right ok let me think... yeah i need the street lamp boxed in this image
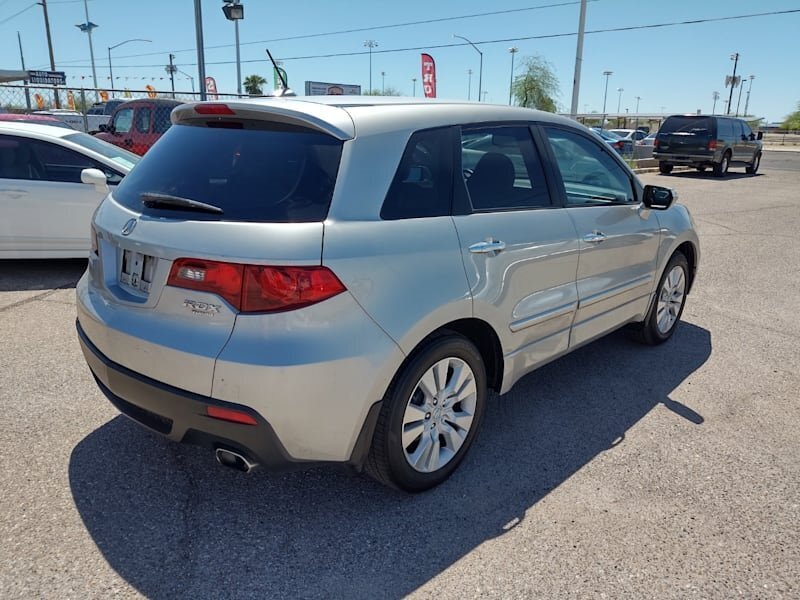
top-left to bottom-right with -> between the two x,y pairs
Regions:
508,47 -> 518,105
616,87 -> 624,114
364,40 -> 378,93
75,0 -> 98,92
412,77 -> 417,97
712,91 -> 720,115
222,0 -> 244,95
467,69 -> 472,100
743,75 -> 755,117
381,71 -> 385,94
635,95 -> 641,131
177,68 -> 195,93
601,70 -> 613,129
107,38 -> 151,93
454,34 -> 483,101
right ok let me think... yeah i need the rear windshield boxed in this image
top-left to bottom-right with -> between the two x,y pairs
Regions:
113,122 -> 343,222
660,116 -> 713,136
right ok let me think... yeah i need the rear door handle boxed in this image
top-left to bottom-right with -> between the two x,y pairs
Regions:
583,232 -> 607,244
469,240 -> 506,254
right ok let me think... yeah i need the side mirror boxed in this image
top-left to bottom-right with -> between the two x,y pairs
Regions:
98,123 -> 107,133
642,184 -> 675,210
81,168 -> 109,194
757,131 -> 764,140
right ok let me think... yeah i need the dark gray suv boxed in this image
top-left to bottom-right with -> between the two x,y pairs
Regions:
654,114 -> 763,177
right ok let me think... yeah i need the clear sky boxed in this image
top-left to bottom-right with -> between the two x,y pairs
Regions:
1,0 -> 798,122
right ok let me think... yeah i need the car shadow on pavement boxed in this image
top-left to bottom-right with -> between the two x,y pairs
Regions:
0,259 -> 86,292
660,171 -> 761,181
69,322 -> 711,599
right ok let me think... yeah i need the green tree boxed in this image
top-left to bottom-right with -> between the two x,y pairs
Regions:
511,55 -> 559,112
781,102 -> 800,130
363,86 -> 402,96
243,74 -> 267,96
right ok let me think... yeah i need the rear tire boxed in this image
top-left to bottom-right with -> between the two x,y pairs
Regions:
658,162 -> 673,174
745,152 -> 761,174
365,333 -> 487,492
713,151 -> 730,177
631,252 -> 689,346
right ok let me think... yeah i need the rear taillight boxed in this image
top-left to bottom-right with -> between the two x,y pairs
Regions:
167,258 -> 345,313
194,103 -> 235,115
708,139 -> 717,151
654,138 -> 660,149
614,141 -> 623,149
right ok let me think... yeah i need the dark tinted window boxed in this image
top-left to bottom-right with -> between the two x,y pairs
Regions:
717,118 -> 734,139
741,121 -> 754,139
0,135 -> 108,183
460,125 -> 551,210
134,107 -> 152,134
543,127 -> 634,206
660,116 -> 713,137
113,122 -> 343,223
0,135 -> 43,180
381,127 -> 453,220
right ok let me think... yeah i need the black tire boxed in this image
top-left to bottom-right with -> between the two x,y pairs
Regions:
365,333 -> 487,492
696,166 -> 707,172
746,152 -> 761,175
713,151 -> 730,177
631,251 -> 689,346
658,162 -> 673,174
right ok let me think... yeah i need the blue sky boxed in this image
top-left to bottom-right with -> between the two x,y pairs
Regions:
1,0 -> 798,122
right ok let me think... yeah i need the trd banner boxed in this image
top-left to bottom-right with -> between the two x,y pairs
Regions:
421,53 -> 436,98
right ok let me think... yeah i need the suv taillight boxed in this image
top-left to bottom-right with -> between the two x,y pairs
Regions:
653,138 -> 659,149
167,258 -> 346,313
708,139 -> 717,151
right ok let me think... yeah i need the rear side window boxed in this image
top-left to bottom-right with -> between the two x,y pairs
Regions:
717,118 -> 734,139
381,127 -> 453,220
113,122 -> 343,223
660,116 -> 713,137
134,107 -> 152,134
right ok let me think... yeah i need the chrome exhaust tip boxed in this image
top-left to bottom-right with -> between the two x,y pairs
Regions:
214,447 -> 257,473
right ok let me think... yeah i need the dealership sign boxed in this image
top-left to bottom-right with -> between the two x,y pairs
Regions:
304,81 -> 362,96
27,70 -> 66,85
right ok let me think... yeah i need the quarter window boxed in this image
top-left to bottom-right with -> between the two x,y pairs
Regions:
543,127 -> 634,206
135,107 -> 152,134
460,125 -> 551,210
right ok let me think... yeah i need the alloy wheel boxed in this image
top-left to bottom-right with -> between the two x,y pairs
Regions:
656,266 -> 686,334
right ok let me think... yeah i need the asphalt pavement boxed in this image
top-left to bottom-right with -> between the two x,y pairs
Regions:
0,152 -> 798,599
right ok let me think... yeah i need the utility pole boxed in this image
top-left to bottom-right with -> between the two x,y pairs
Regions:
38,0 -> 60,108
508,47 -> 518,105
569,0 -> 587,118
743,75 -> 755,117
194,0 -> 207,100
167,54 -> 176,98
726,52 -> 739,115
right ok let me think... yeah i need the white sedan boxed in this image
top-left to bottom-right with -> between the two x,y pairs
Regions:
0,122 -> 139,258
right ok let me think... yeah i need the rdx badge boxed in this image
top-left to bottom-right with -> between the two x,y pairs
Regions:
183,299 -> 222,315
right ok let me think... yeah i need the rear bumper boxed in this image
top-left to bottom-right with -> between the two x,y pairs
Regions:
653,150 -> 718,165
77,319 -> 381,471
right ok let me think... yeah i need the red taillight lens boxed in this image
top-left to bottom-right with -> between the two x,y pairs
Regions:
167,259 -> 345,313
167,258 -> 244,308
654,138 -> 660,149
206,405 -> 258,425
242,265 -> 346,313
708,139 -> 717,150
615,141 -> 623,149
194,103 -> 235,115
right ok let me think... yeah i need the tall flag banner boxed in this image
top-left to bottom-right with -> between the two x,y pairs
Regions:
205,76 -> 219,100
274,66 -> 288,90
421,53 -> 436,98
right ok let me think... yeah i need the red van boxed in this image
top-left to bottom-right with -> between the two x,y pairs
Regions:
95,98 -> 182,155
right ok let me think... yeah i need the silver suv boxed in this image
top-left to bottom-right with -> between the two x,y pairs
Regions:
76,97 -> 699,492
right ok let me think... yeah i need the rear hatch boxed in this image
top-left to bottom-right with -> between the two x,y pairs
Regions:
81,100 -> 352,395
656,115 -> 714,154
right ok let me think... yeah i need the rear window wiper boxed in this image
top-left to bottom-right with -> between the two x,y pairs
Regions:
140,192 -> 224,214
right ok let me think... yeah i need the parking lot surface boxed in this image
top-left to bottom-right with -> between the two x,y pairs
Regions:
1,151 -> 798,599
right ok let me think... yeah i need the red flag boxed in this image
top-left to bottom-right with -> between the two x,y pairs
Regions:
421,53 -> 436,98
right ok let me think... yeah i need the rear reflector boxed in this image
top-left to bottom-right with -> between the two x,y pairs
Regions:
167,258 -> 346,313
194,103 -> 235,115
206,405 -> 258,426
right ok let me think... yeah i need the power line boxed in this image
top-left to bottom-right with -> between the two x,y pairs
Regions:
0,2 -> 37,26
53,8 -> 800,71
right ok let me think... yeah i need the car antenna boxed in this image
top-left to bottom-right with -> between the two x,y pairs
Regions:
266,49 -> 295,97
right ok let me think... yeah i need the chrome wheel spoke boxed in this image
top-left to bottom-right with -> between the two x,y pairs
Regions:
432,360 -> 449,394
402,420 -> 426,449
417,369 -> 438,401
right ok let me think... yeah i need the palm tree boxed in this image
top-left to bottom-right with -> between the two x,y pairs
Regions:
243,74 -> 267,96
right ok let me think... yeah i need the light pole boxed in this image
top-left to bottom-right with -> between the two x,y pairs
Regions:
743,75 -> 755,117
412,77 -> 417,97
75,0 -> 98,92
454,34 -> 483,101
726,52 -> 739,115
616,87 -> 624,114
635,95 -> 641,131
601,70 -> 612,129
467,69 -> 472,100
508,47 -> 518,106
364,40 -> 378,93
177,68 -> 195,93
194,0 -> 207,101
482,90 -> 488,102
381,71 -> 385,94
222,0 -> 244,95
735,73 -> 747,116
107,39 -> 151,93
712,91 -> 720,114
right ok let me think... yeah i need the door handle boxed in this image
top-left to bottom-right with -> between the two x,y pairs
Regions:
469,239 -> 506,254
124,138 -> 133,146
583,231 -> 607,244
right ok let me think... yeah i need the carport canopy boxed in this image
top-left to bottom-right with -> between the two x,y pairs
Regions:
0,70 -> 29,83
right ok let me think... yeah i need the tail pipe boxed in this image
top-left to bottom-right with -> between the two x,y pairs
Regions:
215,447 -> 258,473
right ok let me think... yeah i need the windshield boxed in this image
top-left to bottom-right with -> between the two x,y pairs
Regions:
112,122 -> 343,223
64,132 -> 140,170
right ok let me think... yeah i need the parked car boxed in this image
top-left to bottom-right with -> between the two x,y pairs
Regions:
87,99 -> 126,116
609,128 -> 649,142
634,132 -> 657,159
76,97 -> 699,492
0,113 -> 74,129
637,132 -> 657,147
95,98 -> 183,155
32,109 -> 109,133
0,122 -> 139,258
592,127 -> 634,156
654,114 -> 763,176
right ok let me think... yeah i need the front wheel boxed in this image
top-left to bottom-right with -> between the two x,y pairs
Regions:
365,333 -> 487,492
746,152 -> 761,174
631,252 -> 689,345
659,162 -> 673,174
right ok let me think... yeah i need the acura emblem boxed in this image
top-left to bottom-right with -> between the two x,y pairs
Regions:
121,218 -> 137,236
